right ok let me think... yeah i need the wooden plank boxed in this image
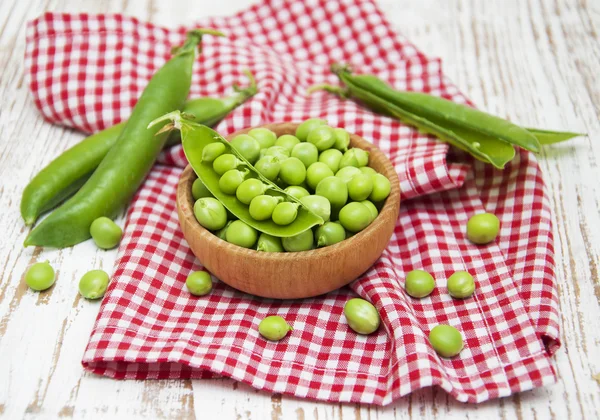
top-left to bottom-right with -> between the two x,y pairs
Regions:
0,0 -> 597,418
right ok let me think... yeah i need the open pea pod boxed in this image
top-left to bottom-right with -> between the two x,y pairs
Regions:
175,117 -> 324,237
331,73 -> 515,168
341,68 -> 541,153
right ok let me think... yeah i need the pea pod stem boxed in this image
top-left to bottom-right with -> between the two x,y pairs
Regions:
306,84 -> 349,98
24,29 -> 220,248
171,28 -> 225,55
21,71 -> 257,225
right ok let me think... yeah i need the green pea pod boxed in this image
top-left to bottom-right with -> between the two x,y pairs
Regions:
24,29 -> 224,248
524,128 -> 585,145
325,72 -> 515,168
339,67 -> 541,153
312,65 -> 582,168
37,172 -> 92,214
21,122 -> 124,226
153,112 -> 324,237
21,71 -> 257,226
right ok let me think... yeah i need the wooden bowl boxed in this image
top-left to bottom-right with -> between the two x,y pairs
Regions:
176,122 -> 400,299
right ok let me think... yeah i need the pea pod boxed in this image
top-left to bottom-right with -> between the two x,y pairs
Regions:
348,72 -> 541,153
21,71 -> 257,226
311,64 -> 583,168
155,112 -> 324,237
24,29 -> 223,248
320,73 -> 515,168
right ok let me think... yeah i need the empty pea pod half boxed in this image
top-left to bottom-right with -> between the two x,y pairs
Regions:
157,112 -> 325,237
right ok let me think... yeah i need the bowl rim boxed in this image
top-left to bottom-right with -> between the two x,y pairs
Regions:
177,121 -> 401,259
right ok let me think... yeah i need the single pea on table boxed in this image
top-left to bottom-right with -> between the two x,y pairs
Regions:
79,269 -> 110,300
24,261 -> 55,291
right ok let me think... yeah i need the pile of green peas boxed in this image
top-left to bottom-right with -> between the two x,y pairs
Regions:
191,118 -> 392,251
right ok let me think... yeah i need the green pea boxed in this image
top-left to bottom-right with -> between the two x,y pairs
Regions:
315,176 -> 348,212
369,173 -> 391,202
338,202 -> 372,233
254,156 -> 281,182
447,271 -> 475,299
359,166 -> 377,177
236,179 -> 269,205
271,202 -> 299,225
343,298 -> 380,335
275,134 -> 301,152
339,151 -> 359,169
318,149 -> 343,173
201,142 -> 226,163
348,173 -> 374,201
284,186 -> 310,200
186,271 -> 213,296
282,229 -> 314,251
225,220 -> 258,248
258,315 -> 292,341
279,157 -> 307,186
249,195 -> 282,221
360,200 -> 378,223
261,146 -> 289,161
231,134 -> 261,164
307,125 -> 336,151
306,162 -> 334,190
90,217 -> 122,249
295,118 -> 326,141
315,222 -> 346,247
333,128 -> 350,152
300,195 -> 331,222
335,166 -> 361,183
466,213 -> 500,244
248,127 -> 277,149
192,178 -> 213,200
339,148 -> 369,169
213,153 -> 243,175
219,169 -> 247,195
405,270 -> 435,298
291,142 -> 319,168
194,197 -> 228,231
429,324 -> 464,358
354,148 -> 369,166
215,220 -> 233,240
256,233 -> 284,252
24,261 -> 55,291
78,269 -> 109,299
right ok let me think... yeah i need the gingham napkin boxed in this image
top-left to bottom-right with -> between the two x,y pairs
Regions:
25,0 -> 560,405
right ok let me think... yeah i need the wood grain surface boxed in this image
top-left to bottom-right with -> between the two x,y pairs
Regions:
0,0 -> 598,418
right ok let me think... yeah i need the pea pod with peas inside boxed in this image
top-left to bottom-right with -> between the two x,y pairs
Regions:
310,64 -> 584,169
23,29 -> 224,248
154,112 -> 324,237
21,70 -> 257,226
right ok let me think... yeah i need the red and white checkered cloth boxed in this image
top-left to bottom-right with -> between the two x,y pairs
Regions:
25,0 -> 560,405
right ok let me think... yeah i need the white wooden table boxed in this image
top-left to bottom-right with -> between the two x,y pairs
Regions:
1,0 -> 598,418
